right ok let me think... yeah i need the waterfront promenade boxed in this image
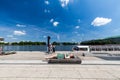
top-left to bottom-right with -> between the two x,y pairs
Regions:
0,51 -> 120,80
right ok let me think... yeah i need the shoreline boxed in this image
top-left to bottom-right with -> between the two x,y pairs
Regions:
0,51 -> 120,61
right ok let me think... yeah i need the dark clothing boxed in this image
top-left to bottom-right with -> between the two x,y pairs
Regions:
52,46 -> 55,53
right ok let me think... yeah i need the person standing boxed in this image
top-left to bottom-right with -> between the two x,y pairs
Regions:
49,44 -> 53,54
52,45 -> 55,53
0,47 -> 2,55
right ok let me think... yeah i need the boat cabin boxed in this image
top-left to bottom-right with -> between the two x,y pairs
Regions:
72,45 -> 90,52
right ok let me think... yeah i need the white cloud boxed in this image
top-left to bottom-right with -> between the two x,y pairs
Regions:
16,24 -> 26,27
60,0 -> 70,7
57,35 -> 60,40
50,19 -> 59,27
77,34 -> 80,36
11,38 -> 17,40
14,30 -> 26,36
74,31 -> 78,34
44,9 -> 50,13
91,17 -> 112,26
50,19 -> 54,23
43,35 -> 47,38
75,26 -> 80,29
78,19 -> 80,23
7,35 -> 17,40
7,35 -> 14,38
44,9 -> 47,13
72,39 -> 76,42
45,1 -> 50,5
53,21 -> 59,27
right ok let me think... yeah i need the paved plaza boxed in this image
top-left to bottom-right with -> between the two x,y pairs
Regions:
0,64 -> 120,80
0,51 -> 120,80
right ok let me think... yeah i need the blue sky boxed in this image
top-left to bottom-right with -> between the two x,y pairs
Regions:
0,0 -> 120,42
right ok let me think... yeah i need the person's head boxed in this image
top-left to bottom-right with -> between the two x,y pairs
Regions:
69,53 -> 74,58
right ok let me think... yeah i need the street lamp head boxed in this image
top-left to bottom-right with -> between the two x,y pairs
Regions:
47,36 -> 51,40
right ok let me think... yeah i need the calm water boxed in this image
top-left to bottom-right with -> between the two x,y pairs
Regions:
3,45 -> 74,51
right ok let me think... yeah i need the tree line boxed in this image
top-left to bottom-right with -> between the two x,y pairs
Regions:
80,38 -> 120,45
0,41 -> 46,45
0,41 -> 77,45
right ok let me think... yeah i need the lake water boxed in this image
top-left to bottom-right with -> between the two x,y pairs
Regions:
2,45 -> 74,51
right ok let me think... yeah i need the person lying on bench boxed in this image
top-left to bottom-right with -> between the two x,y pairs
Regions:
45,53 -> 74,59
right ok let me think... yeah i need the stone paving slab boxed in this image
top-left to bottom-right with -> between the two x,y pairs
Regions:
0,65 -> 120,80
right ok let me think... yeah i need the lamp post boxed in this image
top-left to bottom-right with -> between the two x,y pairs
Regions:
47,36 -> 51,53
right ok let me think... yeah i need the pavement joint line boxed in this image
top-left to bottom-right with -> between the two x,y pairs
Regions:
77,68 -> 83,78
0,77 -> 119,79
106,70 -> 120,79
0,60 -> 120,65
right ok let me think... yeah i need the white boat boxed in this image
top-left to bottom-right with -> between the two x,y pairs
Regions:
72,45 -> 90,52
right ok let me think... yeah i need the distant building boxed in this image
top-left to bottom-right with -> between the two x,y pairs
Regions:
72,45 -> 120,52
